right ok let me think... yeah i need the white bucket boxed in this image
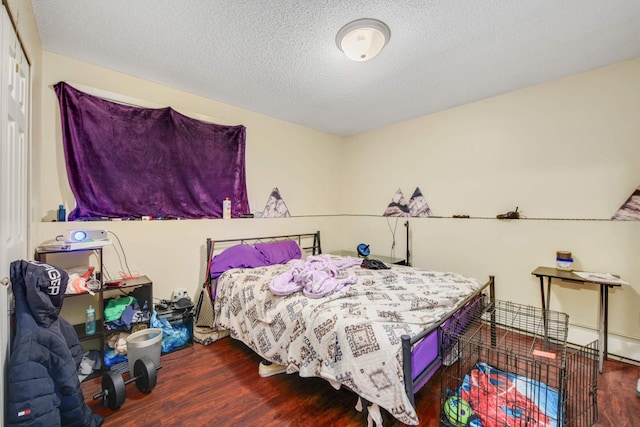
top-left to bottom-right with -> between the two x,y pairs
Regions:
126,328 -> 162,373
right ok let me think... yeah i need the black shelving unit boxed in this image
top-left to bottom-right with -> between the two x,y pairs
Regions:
35,246 -> 153,378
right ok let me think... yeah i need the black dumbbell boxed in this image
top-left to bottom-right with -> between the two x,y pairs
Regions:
93,356 -> 162,410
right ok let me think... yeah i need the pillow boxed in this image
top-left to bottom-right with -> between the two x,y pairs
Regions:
254,240 -> 302,265
209,244 -> 269,279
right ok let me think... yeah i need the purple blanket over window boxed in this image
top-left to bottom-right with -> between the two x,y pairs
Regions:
55,82 -> 249,220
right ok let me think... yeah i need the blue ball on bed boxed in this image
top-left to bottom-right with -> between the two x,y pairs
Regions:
444,396 -> 474,426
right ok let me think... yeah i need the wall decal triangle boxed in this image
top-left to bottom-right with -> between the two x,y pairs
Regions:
408,187 -> 432,217
263,187 -> 291,218
383,189 -> 410,217
611,185 -> 640,220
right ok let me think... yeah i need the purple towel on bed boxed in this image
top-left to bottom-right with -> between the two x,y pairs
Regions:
269,255 -> 361,298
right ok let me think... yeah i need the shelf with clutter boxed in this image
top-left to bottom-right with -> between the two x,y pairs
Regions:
35,244 -> 153,380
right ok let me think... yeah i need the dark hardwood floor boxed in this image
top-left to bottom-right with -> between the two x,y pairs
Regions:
81,338 -> 640,426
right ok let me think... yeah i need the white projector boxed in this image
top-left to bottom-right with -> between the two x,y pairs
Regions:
63,229 -> 108,243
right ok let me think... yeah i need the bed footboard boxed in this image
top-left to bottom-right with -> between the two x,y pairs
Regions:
401,275 -> 495,412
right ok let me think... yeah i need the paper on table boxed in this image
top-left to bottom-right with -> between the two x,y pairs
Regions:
573,271 -> 628,285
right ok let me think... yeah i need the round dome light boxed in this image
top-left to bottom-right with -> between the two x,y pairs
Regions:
336,18 -> 391,62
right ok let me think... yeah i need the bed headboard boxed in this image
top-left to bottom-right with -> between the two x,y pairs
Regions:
206,231 -> 322,273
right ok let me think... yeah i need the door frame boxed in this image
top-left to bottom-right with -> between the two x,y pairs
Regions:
1,4 -> 30,424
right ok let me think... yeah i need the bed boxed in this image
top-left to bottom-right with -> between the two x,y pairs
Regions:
206,231 -> 495,425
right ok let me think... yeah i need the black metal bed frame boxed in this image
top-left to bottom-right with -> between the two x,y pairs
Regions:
204,230 -> 495,424
205,231 -> 321,286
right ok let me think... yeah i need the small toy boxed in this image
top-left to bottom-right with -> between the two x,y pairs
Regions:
444,396 -> 475,426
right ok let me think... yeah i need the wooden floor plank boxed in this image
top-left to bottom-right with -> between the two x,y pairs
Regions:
81,337 -> 640,426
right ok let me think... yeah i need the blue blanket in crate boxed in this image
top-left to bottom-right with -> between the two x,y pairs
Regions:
450,362 -> 559,427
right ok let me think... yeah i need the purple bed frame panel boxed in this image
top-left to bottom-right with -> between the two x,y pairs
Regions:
411,330 -> 440,391
404,279 -> 494,409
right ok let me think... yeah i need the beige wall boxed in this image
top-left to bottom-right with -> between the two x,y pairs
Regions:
37,216 -> 346,325
33,51 -> 346,310
342,58 -> 640,359
21,17 -> 640,359
4,0 -> 41,60
36,51 -> 345,220
343,58 -> 640,218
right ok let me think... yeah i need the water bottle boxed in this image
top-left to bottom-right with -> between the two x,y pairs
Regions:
85,305 -> 96,335
223,197 -> 232,219
57,204 -> 66,222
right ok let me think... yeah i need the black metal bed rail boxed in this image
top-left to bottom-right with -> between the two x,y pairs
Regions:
206,231 -> 321,259
205,231 -> 322,285
401,275 -> 495,412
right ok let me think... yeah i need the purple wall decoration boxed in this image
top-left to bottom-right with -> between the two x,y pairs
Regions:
611,185 -> 640,220
383,189 -> 410,217
262,187 -> 291,218
384,188 -> 433,217
408,187 -> 432,217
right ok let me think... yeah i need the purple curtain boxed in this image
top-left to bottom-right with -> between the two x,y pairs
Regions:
55,82 -> 249,220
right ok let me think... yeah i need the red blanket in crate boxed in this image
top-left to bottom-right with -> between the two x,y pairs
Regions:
460,363 -> 559,427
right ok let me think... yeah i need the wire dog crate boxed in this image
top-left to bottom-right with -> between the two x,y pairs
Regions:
440,299 -> 598,427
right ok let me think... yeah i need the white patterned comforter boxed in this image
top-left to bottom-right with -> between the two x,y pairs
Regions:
214,257 -> 483,425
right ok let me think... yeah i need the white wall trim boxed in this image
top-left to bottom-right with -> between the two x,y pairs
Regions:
568,324 -> 640,363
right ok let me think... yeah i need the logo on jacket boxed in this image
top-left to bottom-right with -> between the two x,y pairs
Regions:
43,264 -> 62,295
17,408 -> 32,417
28,260 -> 63,295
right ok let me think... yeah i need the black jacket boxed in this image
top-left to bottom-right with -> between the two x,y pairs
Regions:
7,260 -> 104,426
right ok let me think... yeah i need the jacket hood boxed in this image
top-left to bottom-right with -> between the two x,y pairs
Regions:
11,260 -> 69,328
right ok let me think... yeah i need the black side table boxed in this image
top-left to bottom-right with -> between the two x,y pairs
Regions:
531,266 -> 625,373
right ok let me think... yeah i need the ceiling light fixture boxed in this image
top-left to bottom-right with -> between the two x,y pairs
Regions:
336,18 -> 391,62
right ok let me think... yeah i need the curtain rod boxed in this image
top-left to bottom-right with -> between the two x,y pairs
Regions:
61,81 -> 229,125
64,81 -> 166,109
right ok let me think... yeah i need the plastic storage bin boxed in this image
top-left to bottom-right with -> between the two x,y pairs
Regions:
126,328 -> 162,373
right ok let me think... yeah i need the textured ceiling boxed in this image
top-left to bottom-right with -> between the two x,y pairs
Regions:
32,0 -> 640,136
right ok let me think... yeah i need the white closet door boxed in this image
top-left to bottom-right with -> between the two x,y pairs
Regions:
0,5 -> 30,425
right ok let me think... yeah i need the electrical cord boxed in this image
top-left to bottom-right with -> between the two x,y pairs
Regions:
86,277 -> 101,292
107,230 -> 138,279
107,230 -> 129,275
101,259 -> 113,283
105,242 -> 126,279
117,271 -> 140,280
386,216 -> 399,260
